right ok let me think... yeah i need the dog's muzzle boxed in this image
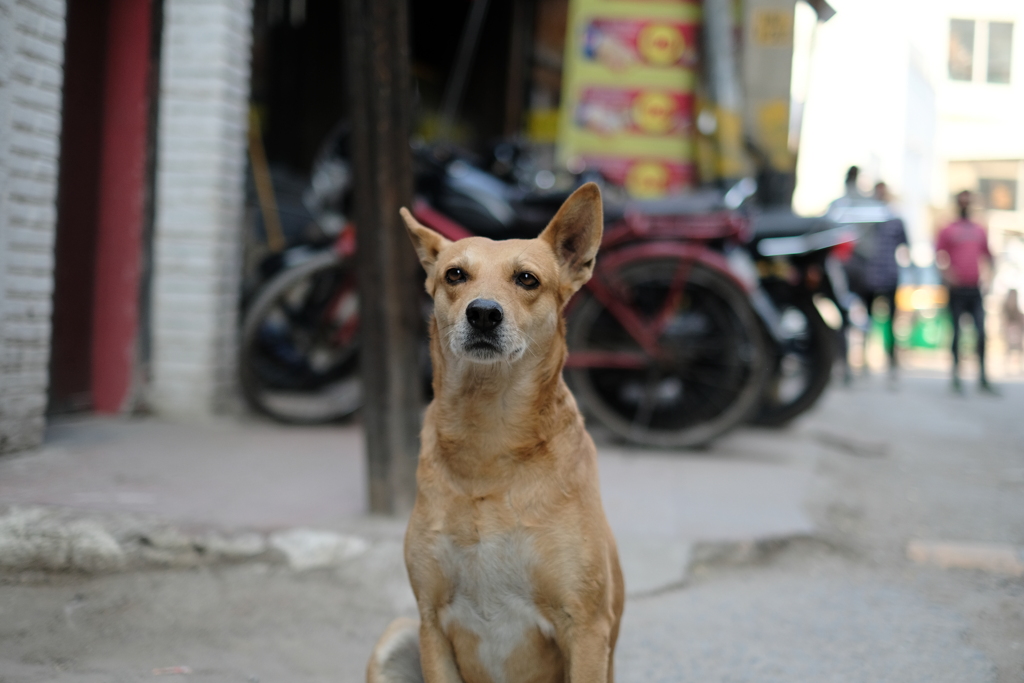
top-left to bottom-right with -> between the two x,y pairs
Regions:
459,298 -> 511,360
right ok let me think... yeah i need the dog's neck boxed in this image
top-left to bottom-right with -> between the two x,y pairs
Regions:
426,318 -> 582,479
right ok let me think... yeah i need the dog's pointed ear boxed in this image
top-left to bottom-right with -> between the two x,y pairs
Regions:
539,182 -> 603,297
401,207 -> 452,281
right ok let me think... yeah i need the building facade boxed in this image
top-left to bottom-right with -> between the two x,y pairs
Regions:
150,0 -> 253,416
0,0 -> 254,453
934,0 -> 1024,298
0,0 -> 67,451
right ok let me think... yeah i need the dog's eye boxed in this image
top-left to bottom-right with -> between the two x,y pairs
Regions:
445,268 -> 466,284
515,272 -> 540,289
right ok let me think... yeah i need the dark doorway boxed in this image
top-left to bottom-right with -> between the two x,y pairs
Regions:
248,0 -> 521,175
48,0 -> 110,413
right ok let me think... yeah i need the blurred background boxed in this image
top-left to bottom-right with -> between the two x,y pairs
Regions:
0,0 -> 1022,680
0,0 -> 1021,449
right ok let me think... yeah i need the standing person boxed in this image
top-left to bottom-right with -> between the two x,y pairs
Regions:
841,165 -> 861,199
829,171 -> 905,382
935,190 -> 996,394
829,166 -> 865,384
1003,289 -> 1023,374
858,182 -> 908,381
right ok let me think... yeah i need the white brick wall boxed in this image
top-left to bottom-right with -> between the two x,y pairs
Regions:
0,0 -> 67,453
150,0 -> 253,417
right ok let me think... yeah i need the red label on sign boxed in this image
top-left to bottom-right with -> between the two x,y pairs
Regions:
576,87 -> 694,136
583,18 -> 699,70
583,156 -> 696,197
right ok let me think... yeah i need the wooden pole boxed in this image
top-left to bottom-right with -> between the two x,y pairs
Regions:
247,110 -> 286,253
344,0 -> 422,515
503,0 -> 533,138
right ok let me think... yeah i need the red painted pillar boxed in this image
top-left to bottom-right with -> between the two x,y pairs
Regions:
90,0 -> 154,412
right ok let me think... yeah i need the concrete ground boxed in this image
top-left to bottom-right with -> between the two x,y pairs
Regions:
0,368 -> 1021,682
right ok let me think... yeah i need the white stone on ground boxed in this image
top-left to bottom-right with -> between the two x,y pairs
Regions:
269,529 -> 370,570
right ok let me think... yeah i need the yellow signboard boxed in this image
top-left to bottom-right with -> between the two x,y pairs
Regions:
557,0 -> 701,197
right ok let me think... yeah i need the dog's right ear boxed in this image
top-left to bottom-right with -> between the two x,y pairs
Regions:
401,208 -> 452,284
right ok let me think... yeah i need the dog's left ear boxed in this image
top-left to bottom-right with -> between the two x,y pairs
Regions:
540,182 -> 604,297
401,208 -> 452,286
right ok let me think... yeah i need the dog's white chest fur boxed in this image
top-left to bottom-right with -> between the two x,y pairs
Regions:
435,531 -> 554,683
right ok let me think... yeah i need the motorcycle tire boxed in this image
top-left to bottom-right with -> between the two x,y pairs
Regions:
239,250 -> 362,424
750,291 -> 836,427
565,258 -> 770,448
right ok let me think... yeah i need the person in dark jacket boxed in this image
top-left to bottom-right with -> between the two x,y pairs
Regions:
858,182 -> 908,377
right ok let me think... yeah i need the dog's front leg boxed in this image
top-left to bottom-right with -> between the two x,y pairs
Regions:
563,624 -> 613,683
418,615 -> 464,683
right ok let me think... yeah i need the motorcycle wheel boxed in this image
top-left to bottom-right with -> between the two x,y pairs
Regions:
566,259 -> 770,448
750,291 -> 836,427
239,251 -> 362,424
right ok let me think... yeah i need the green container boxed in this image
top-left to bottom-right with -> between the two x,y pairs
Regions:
910,312 -> 952,350
874,310 -> 953,350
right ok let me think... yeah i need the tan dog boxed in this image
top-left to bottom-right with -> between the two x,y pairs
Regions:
367,183 -> 624,683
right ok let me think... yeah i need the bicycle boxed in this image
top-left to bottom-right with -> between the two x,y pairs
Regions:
240,170 -> 770,448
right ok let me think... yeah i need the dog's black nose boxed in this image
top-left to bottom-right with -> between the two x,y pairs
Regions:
466,299 -> 503,332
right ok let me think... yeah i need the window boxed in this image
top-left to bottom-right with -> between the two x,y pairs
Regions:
949,19 -> 975,81
988,22 -> 1014,83
979,178 -> 1018,211
949,19 -> 1015,84
948,161 -> 1022,213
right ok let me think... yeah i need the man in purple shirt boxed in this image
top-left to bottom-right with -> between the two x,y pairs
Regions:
935,191 -> 996,393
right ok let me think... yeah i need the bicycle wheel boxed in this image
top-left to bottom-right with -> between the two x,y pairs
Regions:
751,290 -> 836,427
239,251 -> 362,423
566,258 -> 769,448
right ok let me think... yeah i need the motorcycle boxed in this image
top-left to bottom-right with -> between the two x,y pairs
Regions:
240,135 -> 772,447
239,130 -> 852,444
745,207 -> 854,426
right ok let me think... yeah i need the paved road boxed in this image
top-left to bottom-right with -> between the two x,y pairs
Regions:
0,374 -> 1021,682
